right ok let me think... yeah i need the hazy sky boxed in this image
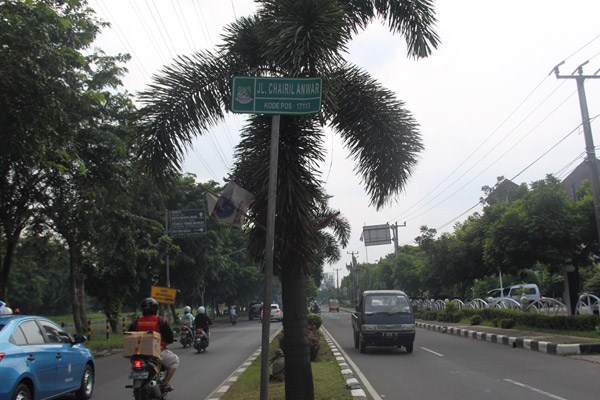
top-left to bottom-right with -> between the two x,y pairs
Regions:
90,0 -> 600,282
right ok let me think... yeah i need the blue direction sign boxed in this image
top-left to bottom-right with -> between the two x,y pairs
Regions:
232,76 -> 322,115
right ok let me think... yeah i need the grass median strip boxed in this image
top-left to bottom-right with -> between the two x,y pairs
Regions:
221,330 -> 353,400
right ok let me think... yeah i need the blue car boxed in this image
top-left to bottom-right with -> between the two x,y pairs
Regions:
0,315 -> 95,400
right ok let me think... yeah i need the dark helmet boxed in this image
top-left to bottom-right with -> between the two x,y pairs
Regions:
141,298 -> 159,316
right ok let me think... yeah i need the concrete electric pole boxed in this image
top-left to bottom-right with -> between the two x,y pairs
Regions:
347,251 -> 359,304
333,267 -> 341,298
553,61 -> 600,315
390,222 -> 406,255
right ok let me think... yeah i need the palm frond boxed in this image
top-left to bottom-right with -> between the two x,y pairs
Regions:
326,64 -> 423,209
230,115 -> 325,273
341,0 -> 440,58
259,0 -> 350,75
136,51 -> 232,183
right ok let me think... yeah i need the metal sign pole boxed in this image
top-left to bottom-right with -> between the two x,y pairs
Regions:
260,114 -> 280,400
165,209 -> 170,288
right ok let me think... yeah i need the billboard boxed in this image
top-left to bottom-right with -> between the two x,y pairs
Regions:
362,224 -> 391,246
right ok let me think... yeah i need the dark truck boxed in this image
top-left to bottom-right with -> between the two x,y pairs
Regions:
351,290 -> 416,353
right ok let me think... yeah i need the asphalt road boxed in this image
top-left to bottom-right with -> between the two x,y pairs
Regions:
322,310 -> 600,400
59,318 -> 280,400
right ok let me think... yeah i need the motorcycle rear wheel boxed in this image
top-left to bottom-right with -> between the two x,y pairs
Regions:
133,387 -> 145,400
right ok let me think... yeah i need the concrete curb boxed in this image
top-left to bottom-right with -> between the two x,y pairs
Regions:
417,321 -> 600,355
322,329 -> 369,400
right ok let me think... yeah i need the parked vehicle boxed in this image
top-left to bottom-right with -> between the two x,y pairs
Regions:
507,284 -> 541,302
193,328 -> 209,353
179,325 -> 194,348
329,299 -> 340,312
261,304 -> 283,322
485,288 -> 507,306
0,314 -> 95,400
126,354 -> 169,399
351,290 -> 415,354
248,303 -> 262,320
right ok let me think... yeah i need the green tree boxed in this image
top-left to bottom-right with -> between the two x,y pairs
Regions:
0,0 -> 106,304
483,176 -> 580,275
136,1 -> 438,397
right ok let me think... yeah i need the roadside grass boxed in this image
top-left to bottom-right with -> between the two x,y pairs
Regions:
39,311 -> 254,354
458,318 -> 600,341
221,330 -> 353,400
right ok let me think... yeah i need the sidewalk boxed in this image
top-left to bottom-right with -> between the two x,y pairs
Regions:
417,320 -> 600,361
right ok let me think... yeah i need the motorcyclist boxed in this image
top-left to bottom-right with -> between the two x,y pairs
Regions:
129,298 -> 179,391
181,306 -> 195,328
310,301 -> 320,314
194,306 -> 213,344
229,305 -> 237,317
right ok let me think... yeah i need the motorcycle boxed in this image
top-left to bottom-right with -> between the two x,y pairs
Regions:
126,355 -> 169,399
193,327 -> 210,353
230,313 -> 237,325
180,325 -> 194,348
310,303 -> 321,314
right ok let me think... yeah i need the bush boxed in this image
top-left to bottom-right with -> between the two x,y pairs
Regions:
470,315 -> 482,325
414,306 -> 600,332
500,319 -> 515,329
278,325 -> 322,361
308,325 -> 321,361
307,313 -> 322,330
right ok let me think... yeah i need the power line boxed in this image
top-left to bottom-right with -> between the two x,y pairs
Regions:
390,33 -> 600,227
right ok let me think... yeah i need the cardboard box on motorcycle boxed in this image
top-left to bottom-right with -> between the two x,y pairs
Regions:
123,331 -> 162,359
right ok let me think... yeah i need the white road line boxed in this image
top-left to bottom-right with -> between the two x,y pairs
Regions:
504,379 -> 567,400
321,326 -> 383,400
420,347 -> 444,357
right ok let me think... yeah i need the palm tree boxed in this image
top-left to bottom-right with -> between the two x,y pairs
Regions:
137,1 -> 438,398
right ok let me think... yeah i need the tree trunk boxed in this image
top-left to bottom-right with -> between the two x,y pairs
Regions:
0,229 -> 20,304
68,241 -> 87,334
281,264 -> 314,400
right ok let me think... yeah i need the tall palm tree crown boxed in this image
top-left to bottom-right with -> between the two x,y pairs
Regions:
137,1 -> 439,398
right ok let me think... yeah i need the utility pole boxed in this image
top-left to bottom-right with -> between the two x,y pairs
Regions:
390,222 -> 406,255
554,61 -> 600,315
333,267 -> 341,299
347,251 -> 359,305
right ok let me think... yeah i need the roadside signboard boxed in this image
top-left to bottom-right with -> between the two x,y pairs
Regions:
151,286 -> 177,304
231,76 -> 322,115
170,209 -> 206,238
362,224 -> 391,246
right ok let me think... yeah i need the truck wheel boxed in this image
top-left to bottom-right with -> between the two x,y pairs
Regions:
359,336 -> 366,353
405,343 -> 413,354
353,331 -> 359,349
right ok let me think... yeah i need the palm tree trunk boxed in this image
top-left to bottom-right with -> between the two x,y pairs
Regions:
281,264 -> 314,400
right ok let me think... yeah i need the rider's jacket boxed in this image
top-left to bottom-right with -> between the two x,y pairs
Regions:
130,315 -> 173,349
194,313 -> 213,332
181,312 -> 194,327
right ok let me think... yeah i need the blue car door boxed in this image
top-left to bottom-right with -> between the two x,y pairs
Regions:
16,320 -> 60,398
38,320 -> 85,394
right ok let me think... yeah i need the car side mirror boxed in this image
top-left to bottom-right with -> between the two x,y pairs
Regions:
73,334 -> 87,344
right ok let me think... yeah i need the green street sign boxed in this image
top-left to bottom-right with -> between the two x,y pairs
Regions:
231,76 -> 322,115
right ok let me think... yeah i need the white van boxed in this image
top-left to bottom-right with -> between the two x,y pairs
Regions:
507,284 -> 541,302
